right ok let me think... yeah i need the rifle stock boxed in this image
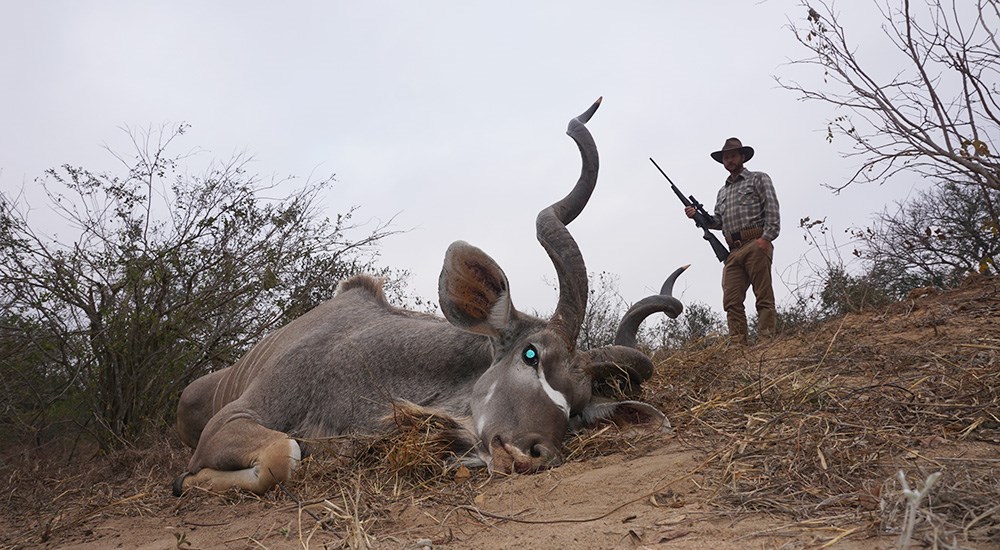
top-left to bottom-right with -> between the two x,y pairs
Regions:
649,158 -> 730,263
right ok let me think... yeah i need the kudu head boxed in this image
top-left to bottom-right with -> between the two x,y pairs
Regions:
432,98 -> 685,474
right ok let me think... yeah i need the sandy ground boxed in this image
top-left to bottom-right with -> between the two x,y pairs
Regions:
34,443 -> 899,550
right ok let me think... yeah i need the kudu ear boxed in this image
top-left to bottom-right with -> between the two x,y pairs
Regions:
439,241 -> 513,337
569,399 -> 671,433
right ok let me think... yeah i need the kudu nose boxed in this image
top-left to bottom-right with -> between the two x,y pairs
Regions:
489,434 -> 560,474
528,440 -> 555,461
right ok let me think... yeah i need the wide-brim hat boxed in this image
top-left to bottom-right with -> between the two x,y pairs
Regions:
711,137 -> 754,163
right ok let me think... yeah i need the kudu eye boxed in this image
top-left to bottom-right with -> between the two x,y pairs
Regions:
521,344 -> 539,367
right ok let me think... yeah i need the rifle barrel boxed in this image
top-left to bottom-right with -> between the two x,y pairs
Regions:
648,157 -> 676,186
651,156 -> 730,262
650,158 -> 691,206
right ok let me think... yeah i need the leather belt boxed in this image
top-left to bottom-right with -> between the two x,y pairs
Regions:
726,226 -> 764,250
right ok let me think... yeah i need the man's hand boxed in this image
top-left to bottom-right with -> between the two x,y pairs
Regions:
684,206 -> 695,218
755,237 -> 773,254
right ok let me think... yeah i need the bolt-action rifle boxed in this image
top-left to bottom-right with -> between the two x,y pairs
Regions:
650,157 -> 730,263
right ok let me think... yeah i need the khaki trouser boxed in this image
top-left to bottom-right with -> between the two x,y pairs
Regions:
722,240 -> 776,344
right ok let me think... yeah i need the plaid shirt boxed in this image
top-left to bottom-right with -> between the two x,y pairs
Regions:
707,168 -> 780,242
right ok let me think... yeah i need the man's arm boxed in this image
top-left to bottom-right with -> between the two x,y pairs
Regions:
707,204 -> 723,230
684,205 -> 723,230
757,173 -> 780,242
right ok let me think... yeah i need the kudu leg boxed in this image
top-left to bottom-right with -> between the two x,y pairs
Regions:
174,368 -> 229,449
173,417 -> 301,496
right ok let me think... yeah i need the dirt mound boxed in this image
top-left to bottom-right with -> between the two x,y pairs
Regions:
2,276 -> 998,549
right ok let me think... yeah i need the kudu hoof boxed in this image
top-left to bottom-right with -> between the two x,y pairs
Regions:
172,472 -> 190,496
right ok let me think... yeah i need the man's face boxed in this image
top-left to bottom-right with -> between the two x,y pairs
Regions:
722,150 -> 744,174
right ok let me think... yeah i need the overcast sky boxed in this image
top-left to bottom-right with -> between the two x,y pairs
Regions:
1,1 -> 919,320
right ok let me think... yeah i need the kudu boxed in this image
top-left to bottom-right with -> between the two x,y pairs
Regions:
172,98 -> 685,495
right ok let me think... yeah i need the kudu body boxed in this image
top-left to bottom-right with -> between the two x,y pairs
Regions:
173,98 -> 685,495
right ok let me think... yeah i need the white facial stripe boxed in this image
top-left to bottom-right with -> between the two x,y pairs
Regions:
483,381 -> 498,405
476,381 -> 499,436
538,368 -> 570,418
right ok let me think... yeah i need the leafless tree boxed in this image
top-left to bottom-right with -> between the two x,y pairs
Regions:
779,0 -> 1000,193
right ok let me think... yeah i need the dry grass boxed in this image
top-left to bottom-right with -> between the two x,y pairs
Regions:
643,276 -> 1000,547
0,413 -> 488,548
1,276 -> 998,548
0,431 -> 190,547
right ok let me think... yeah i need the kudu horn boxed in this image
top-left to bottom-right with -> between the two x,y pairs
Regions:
586,264 -> 689,397
537,97 -> 602,349
613,264 -> 689,348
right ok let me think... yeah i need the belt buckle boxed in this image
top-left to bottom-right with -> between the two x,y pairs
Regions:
732,239 -> 743,249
